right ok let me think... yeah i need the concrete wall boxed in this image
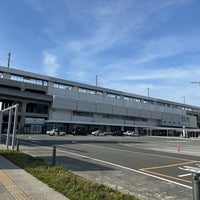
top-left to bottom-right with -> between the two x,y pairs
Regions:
51,94 -> 196,128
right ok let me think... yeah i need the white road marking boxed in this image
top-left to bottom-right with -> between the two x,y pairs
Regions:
178,173 -> 192,178
178,166 -> 200,173
72,141 -> 193,162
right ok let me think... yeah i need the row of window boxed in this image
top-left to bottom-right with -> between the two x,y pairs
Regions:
163,121 -> 181,125
73,111 -> 147,122
4,72 -> 200,114
78,87 -> 103,95
54,83 -> 122,99
11,75 -> 48,86
53,83 -> 73,90
124,96 -> 141,102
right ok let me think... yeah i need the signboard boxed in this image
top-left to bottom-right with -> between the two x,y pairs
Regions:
25,118 -> 45,124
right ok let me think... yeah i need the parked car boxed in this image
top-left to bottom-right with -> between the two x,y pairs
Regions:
92,130 -> 106,136
48,129 -> 66,136
123,130 -> 139,137
58,131 -> 66,136
47,129 -> 58,135
132,132 -> 140,137
91,130 -> 100,135
72,128 -> 87,136
123,130 -> 134,136
104,131 -> 113,136
112,130 -> 123,136
46,130 -> 52,135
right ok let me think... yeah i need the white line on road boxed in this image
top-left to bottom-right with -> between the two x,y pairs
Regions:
178,173 -> 192,178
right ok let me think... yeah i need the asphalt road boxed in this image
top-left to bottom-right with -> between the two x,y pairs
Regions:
6,134 -> 200,200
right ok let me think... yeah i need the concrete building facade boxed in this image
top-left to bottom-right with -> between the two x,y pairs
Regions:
0,65 -> 200,135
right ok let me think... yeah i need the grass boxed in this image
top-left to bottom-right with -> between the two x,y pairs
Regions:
0,150 -> 139,200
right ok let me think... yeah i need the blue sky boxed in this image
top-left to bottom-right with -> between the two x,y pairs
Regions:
1,0 -> 200,106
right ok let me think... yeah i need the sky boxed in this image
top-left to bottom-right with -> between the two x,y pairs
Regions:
1,0 -> 200,106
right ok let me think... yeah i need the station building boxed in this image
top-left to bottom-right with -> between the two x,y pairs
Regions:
0,65 -> 200,135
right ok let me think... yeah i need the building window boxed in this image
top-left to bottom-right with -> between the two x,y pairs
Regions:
124,96 -> 141,103
96,91 -> 103,96
73,111 -> 93,117
53,83 -> 72,90
107,93 -> 120,99
0,72 -> 4,78
26,103 -> 48,114
143,100 -> 154,104
79,88 -> 95,94
78,87 -> 103,95
10,75 -> 48,86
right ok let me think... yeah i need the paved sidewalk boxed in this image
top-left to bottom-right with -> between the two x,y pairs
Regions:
0,145 -> 69,200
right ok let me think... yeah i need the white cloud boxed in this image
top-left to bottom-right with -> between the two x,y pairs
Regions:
23,0 -> 200,106
42,52 -> 60,77
141,34 -> 200,62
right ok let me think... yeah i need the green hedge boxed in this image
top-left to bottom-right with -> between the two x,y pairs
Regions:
0,150 -> 138,200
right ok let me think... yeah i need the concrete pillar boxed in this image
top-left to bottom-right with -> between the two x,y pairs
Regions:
0,112 -> 2,143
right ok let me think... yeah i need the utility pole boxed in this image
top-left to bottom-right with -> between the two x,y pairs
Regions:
7,51 -> 11,68
183,96 -> 185,104
96,75 -> 98,87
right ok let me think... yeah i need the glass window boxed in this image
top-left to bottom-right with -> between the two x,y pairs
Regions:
96,91 -> 103,96
53,83 -> 72,90
107,93 -> 120,99
10,74 -> 47,86
124,96 -> 141,102
0,72 -> 3,78
79,88 -> 96,94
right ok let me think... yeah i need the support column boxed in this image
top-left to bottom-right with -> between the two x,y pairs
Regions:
19,101 -> 27,133
11,104 -> 18,150
0,112 -> 2,143
6,109 -> 12,149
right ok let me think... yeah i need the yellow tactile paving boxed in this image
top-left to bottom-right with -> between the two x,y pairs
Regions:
0,170 -> 30,200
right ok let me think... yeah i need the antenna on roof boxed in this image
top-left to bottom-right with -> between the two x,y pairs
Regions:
7,51 -> 11,68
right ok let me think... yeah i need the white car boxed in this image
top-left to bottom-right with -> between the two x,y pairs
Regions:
48,129 -> 66,136
123,130 -> 139,136
132,132 -> 140,137
92,130 -> 106,136
91,130 -> 100,135
123,130 -> 133,136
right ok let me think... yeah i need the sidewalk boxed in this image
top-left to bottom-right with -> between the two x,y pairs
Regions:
0,145 -> 69,200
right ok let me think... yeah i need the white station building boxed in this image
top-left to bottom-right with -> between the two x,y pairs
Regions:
0,65 -> 200,136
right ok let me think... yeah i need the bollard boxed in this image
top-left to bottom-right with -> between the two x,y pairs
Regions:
177,143 -> 180,152
193,173 -> 200,200
52,146 -> 56,166
16,139 -> 19,152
